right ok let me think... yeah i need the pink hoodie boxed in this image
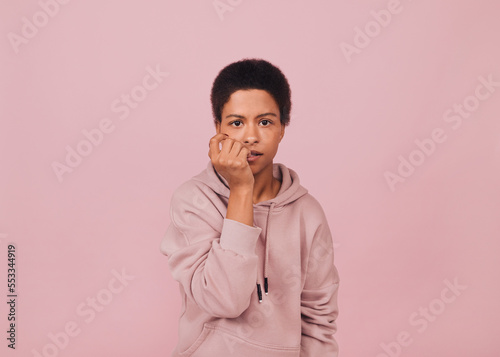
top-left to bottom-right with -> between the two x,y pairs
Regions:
160,160 -> 340,356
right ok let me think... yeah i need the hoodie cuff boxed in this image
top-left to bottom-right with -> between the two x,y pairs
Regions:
219,218 -> 262,256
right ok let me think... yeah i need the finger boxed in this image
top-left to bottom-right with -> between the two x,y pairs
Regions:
227,140 -> 244,159
209,133 -> 229,157
236,140 -> 251,159
223,138 -> 248,161
237,145 -> 250,162
240,144 -> 250,158
219,137 -> 235,159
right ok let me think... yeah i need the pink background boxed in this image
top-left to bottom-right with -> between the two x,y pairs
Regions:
1,1 -> 499,356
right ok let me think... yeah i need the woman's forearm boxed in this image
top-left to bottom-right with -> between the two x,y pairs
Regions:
226,185 -> 254,227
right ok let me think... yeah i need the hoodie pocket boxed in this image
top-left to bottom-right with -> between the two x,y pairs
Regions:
183,323 -> 300,357
179,323 -> 211,356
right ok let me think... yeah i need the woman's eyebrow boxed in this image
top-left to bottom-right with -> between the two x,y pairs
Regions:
225,112 -> 278,120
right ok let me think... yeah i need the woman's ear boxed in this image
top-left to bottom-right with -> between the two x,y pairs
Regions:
216,122 -> 220,134
279,124 -> 285,142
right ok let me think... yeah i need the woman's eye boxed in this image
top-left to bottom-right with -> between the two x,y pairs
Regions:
230,120 -> 271,127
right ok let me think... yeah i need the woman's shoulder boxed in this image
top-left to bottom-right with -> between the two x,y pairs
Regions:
170,177 -> 216,209
295,191 -> 329,223
297,190 -> 326,211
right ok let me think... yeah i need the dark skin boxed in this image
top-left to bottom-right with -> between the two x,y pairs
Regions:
208,89 -> 285,226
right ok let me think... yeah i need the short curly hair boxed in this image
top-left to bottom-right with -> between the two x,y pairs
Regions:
210,58 -> 292,127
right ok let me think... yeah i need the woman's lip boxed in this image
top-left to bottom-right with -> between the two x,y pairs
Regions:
247,154 -> 262,162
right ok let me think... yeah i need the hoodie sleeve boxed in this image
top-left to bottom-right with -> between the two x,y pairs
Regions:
300,210 -> 340,357
160,185 -> 262,319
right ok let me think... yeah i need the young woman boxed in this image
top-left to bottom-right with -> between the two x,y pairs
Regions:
160,58 -> 340,356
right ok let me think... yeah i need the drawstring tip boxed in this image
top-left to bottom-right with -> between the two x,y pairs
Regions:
257,283 -> 263,303
264,277 -> 269,295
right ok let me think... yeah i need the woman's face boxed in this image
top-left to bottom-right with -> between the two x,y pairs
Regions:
216,89 -> 285,176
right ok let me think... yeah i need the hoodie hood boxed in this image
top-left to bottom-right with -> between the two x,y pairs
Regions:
193,160 -> 308,207
192,160 -> 309,302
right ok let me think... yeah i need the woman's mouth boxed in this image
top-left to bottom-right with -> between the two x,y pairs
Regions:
247,150 -> 263,162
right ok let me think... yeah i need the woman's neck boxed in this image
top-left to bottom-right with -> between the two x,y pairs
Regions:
252,165 -> 281,204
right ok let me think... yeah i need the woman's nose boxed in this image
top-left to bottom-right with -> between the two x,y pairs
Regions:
243,124 -> 259,144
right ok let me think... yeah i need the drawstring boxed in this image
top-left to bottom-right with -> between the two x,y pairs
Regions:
256,202 -> 275,303
264,202 -> 274,295
256,282 -> 263,302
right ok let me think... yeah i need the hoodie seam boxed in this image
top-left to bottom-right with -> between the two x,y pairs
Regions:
169,203 -> 190,247
206,324 -> 301,351
302,281 -> 340,292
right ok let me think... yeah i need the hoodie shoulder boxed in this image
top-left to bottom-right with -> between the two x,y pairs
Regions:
297,192 -> 330,224
169,162 -> 214,202
170,176 -> 218,213
167,176 -> 228,242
